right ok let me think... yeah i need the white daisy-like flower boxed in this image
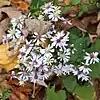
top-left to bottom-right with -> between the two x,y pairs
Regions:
62,64 -> 73,75
43,53 -> 55,65
11,16 -> 25,30
38,14 -> 44,20
11,18 -> 18,29
32,32 -> 46,45
29,54 -> 42,68
46,25 -> 56,38
79,66 -> 92,74
18,46 -> 28,59
51,31 -> 69,48
77,73 -> 89,81
72,69 -> 78,76
8,28 -> 22,39
84,52 -> 99,65
42,71 -> 52,81
28,71 -> 36,82
48,6 -> 61,21
42,2 -> 54,15
53,64 -> 64,76
58,48 -> 70,63
17,71 -> 29,82
40,44 -> 54,54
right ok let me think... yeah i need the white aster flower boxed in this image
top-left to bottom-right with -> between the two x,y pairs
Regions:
17,71 -> 29,82
8,28 -> 22,39
53,64 -> 64,76
84,52 -> 99,65
11,18 -> 18,29
41,72 -> 51,80
58,48 -> 70,63
78,73 -> 89,81
79,66 -> 92,74
32,32 -> 46,45
38,14 -> 44,20
51,31 -> 69,48
46,25 -> 56,38
48,6 -> 61,21
43,53 -> 55,65
42,2 -> 54,15
40,44 -> 54,54
72,69 -> 78,76
62,64 -> 73,75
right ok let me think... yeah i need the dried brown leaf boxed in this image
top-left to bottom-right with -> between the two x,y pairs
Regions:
0,7 -> 22,19
97,11 -> 100,21
25,18 -> 52,35
0,0 -> 10,7
13,90 -> 29,100
9,93 -> 20,100
96,22 -> 100,36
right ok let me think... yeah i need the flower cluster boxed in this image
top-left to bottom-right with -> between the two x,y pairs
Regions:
38,2 -> 62,21
3,15 -> 26,50
3,2 -> 100,85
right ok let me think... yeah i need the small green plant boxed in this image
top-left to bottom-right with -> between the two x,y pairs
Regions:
0,86 -> 11,100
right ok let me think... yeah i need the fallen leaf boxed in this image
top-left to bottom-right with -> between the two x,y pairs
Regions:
0,7 -> 22,19
97,11 -> 100,21
0,26 -> 5,44
96,22 -> 100,36
9,93 -> 20,100
25,18 -> 52,35
25,0 -> 31,4
11,0 -> 29,11
0,17 -> 10,44
13,89 -> 29,100
0,44 -> 18,71
59,0 -> 72,6
18,1 -> 29,11
0,0 -> 10,7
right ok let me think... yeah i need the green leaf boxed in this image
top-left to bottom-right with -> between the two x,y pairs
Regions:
74,84 -> 94,100
93,39 -> 100,52
46,86 -> 66,100
74,37 -> 90,51
72,0 -> 81,5
90,63 -> 100,78
54,0 -> 59,5
63,76 -> 77,93
69,28 -> 82,44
